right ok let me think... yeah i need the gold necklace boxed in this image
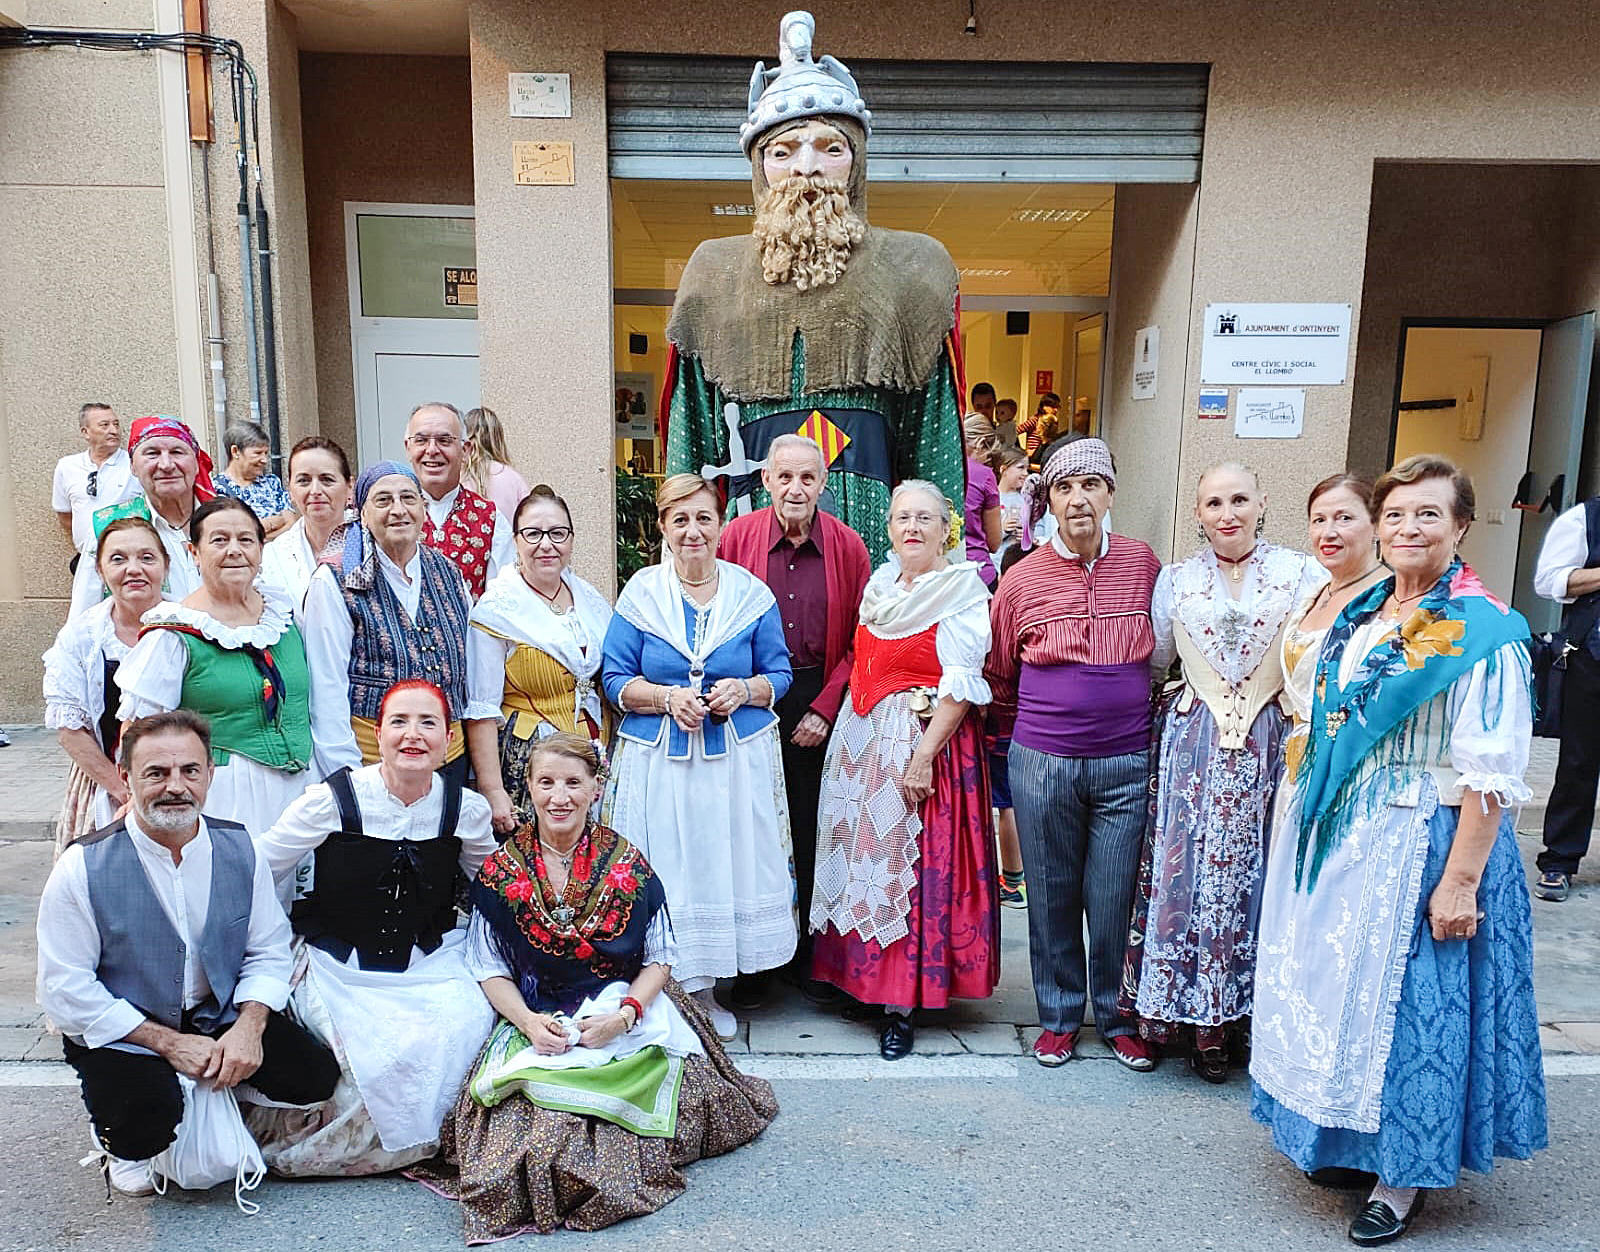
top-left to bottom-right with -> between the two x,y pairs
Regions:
1384,588 -> 1429,621
1316,564 -> 1383,606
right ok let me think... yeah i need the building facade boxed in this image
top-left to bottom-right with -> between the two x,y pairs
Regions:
3,0 -> 1599,716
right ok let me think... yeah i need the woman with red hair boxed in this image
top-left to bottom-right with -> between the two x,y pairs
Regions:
246,679 -> 499,1175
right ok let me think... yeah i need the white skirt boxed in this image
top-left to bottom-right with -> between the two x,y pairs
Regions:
246,931 -> 495,1175
206,754 -> 312,837
601,725 -> 797,983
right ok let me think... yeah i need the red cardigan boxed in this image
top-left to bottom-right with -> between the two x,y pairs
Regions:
718,507 -> 871,725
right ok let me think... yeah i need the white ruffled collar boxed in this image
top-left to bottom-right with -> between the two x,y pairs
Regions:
140,582 -> 297,648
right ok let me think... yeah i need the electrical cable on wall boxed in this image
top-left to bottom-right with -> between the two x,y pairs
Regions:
0,26 -> 284,468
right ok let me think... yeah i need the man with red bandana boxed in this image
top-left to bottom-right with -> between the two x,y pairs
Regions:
69,415 -> 214,618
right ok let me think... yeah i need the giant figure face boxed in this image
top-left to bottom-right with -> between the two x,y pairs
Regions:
752,118 -> 866,291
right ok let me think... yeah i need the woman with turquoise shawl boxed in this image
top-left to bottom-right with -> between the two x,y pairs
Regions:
411,733 -> 777,1239
1250,456 -> 1546,1247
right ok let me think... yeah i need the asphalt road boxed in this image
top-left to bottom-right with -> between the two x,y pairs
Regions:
4,1062 -> 1597,1252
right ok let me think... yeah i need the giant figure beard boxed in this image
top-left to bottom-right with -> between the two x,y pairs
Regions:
753,173 -> 868,292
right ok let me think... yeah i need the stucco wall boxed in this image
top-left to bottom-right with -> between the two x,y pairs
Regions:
1104,183 -> 1198,560
0,0 -> 182,718
299,52 -> 475,461
469,2 -> 616,592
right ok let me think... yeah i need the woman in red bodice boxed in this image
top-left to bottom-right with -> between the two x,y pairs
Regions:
809,480 -> 999,1059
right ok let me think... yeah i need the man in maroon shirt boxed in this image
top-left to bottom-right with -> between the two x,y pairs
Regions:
719,434 -> 872,1006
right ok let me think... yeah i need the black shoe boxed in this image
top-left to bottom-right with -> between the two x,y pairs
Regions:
1306,1167 -> 1379,1190
1190,1047 -> 1229,1084
879,1012 -> 914,1060
801,979 -> 847,1007
725,973 -> 769,1013
840,998 -> 882,1021
1348,1192 -> 1425,1246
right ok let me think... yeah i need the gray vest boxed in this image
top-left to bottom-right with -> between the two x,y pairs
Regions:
79,818 -> 256,1036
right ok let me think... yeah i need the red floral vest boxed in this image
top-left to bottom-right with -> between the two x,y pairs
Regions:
423,484 -> 495,599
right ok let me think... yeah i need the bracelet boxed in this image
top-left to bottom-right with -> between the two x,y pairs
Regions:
740,677 -> 753,706
620,996 -> 645,1030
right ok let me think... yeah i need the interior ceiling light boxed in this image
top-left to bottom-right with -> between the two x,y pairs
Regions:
959,267 -> 1012,277
1012,208 -> 1093,224
711,203 -> 756,216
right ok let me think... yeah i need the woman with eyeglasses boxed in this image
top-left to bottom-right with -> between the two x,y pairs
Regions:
467,485 -> 613,836
810,480 -> 997,1060
299,461 -> 497,784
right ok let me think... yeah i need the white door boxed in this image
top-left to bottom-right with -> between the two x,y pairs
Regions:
373,353 -> 482,464
346,202 -> 479,465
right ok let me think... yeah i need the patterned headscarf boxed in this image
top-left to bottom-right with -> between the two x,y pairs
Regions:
1019,437 -> 1116,551
338,461 -> 422,586
127,415 -> 216,502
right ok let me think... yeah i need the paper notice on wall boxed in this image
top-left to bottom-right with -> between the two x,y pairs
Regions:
509,73 -> 572,118
1234,388 -> 1305,438
1131,326 -> 1159,400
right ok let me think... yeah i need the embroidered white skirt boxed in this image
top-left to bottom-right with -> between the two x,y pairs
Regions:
602,725 -> 797,983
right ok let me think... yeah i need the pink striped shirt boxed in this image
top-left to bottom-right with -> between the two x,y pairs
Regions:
985,533 -> 1161,735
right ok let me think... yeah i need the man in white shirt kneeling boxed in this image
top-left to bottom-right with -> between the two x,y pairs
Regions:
35,710 -> 340,1195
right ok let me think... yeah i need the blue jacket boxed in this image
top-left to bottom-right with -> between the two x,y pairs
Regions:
602,598 -> 792,760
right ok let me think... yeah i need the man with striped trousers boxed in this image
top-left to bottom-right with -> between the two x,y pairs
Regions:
984,436 -> 1167,1071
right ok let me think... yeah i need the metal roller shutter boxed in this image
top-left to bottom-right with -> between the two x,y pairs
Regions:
606,54 -> 1207,183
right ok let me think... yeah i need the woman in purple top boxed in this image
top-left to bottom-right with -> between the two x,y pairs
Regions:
962,414 -> 1003,588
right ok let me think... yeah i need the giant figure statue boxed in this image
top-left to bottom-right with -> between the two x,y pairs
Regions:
664,10 -> 966,563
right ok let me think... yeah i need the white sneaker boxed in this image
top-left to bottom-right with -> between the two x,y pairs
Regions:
692,988 -> 739,1042
108,1157 -> 155,1196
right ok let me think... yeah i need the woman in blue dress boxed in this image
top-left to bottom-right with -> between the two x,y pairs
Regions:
601,474 -> 796,1039
1250,455 -> 1546,1246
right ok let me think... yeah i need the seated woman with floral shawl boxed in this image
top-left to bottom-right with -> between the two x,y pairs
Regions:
411,733 -> 777,1238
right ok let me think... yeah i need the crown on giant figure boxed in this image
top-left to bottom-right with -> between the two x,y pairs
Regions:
740,11 -> 873,156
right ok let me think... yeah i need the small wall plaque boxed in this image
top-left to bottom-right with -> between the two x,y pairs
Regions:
513,141 -> 575,186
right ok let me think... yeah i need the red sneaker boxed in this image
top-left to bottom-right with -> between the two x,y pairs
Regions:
1033,1028 -> 1078,1067
1109,1033 -> 1157,1072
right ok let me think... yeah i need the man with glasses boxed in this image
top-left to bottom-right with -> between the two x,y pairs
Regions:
56,404 -> 137,607
404,402 -> 513,600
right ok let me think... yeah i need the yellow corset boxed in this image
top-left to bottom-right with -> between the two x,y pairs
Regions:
502,642 -> 594,740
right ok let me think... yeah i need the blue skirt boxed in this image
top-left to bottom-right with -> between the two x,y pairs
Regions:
1251,805 -> 1547,1188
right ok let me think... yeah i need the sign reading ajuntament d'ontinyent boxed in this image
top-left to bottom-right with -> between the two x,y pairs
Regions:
1200,303 -> 1351,385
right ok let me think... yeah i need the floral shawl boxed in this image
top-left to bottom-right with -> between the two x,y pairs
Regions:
471,822 -> 667,1014
1294,559 -> 1529,889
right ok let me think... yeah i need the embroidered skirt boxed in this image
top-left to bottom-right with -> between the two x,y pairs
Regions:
1120,696 -> 1284,1039
810,704 -> 999,1009
410,983 -> 777,1240
1250,807 -> 1547,1187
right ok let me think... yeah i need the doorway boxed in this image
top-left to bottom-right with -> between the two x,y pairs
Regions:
345,202 -> 481,464
1391,316 -> 1596,629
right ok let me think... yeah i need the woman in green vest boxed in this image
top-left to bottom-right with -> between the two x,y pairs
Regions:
115,496 -> 314,840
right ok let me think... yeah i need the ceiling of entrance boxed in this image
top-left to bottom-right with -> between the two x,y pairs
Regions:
284,0 -> 468,54
612,181 -> 1114,299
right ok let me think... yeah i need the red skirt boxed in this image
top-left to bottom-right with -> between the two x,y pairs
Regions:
811,712 -> 999,1008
